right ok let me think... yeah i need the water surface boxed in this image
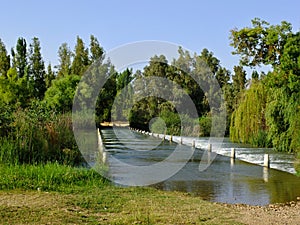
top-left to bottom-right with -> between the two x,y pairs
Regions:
101,128 -> 300,205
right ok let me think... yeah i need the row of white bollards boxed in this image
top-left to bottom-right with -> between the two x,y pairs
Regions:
130,128 -> 214,154
130,128 -> 271,168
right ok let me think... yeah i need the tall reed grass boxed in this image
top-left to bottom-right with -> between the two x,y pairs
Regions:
0,106 -> 83,166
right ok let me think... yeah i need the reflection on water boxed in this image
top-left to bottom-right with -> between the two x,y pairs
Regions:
101,128 -> 300,206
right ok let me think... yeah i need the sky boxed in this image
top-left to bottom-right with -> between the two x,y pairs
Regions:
1,0 -> 300,74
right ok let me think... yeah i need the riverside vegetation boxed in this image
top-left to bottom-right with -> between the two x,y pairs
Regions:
0,18 -> 299,224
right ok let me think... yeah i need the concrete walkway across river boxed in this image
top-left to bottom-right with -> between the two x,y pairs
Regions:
98,127 -> 300,205
131,128 -> 297,174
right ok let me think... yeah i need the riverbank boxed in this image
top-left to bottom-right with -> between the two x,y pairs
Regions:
1,189 -> 300,224
1,164 -> 300,224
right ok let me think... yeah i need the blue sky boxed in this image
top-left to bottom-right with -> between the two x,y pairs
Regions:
1,0 -> 299,73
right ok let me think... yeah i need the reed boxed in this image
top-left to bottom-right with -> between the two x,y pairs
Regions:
0,107 -> 84,166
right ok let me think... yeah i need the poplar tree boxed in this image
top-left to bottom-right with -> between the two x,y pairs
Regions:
45,63 -> 55,88
57,43 -> 72,77
14,37 -> 27,78
90,35 -> 104,63
71,36 -> 89,76
28,37 -> 46,99
0,39 -> 10,77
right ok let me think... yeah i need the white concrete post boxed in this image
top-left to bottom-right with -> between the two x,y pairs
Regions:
208,143 -> 212,152
192,140 -> 195,148
231,148 -> 236,159
264,154 -> 270,168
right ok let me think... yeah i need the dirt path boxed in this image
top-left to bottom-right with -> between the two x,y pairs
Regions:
224,199 -> 300,225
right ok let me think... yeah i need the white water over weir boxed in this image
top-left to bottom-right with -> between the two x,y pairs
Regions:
129,128 -> 297,174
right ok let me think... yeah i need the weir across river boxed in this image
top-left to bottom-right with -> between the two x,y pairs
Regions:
130,128 -> 296,174
97,127 -> 300,205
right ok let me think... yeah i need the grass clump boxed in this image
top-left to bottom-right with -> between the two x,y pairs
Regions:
0,163 -> 107,192
0,162 -> 240,224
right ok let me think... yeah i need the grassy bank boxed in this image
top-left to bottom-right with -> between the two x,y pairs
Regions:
0,163 -> 241,224
0,163 -> 107,192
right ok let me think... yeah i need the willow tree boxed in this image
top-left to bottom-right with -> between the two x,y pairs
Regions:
264,32 -> 300,152
230,18 -> 300,153
230,80 -> 268,146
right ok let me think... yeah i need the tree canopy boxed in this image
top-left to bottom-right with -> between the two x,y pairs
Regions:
230,19 -> 300,153
0,19 -> 299,157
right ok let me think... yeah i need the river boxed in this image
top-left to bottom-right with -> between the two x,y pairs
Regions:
99,128 -> 300,206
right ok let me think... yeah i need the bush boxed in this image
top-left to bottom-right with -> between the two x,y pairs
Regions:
199,116 -> 212,137
159,110 -> 181,135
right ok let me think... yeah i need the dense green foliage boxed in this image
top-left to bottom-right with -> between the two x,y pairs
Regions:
0,35 -> 134,167
128,49 -> 231,136
43,74 -> 81,112
0,105 -> 82,165
0,19 -> 299,173
230,81 -> 269,146
230,19 -> 300,155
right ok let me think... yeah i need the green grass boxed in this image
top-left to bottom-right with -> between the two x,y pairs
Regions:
0,163 -> 242,224
0,163 -> 107,192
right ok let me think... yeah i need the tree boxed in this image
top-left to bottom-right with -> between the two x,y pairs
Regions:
230,81 -> 268,146
0,67 -> 32,107
194,48 -> 224,114
14,37 -> 27,78
71,36 -> 89,76
230,18 -> 292,67
43,74 -> 81,112
57,43 -> 72,77
112,69 -> 134,121
28,37 -> 46,100
90,35 -> 104,63
232,66 -> 246,94
232,65 -> 246,109
95,67 -> 117,123
230,19 -> 300,154
173,47 -> 206,115
264,32 -> 300,152
0,68 -> 18,104
45,63 -> 55,88
0,38 -> 10,77
116,68 -> 134,91
216,67 -> 230,89
198,48 -> 220,75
